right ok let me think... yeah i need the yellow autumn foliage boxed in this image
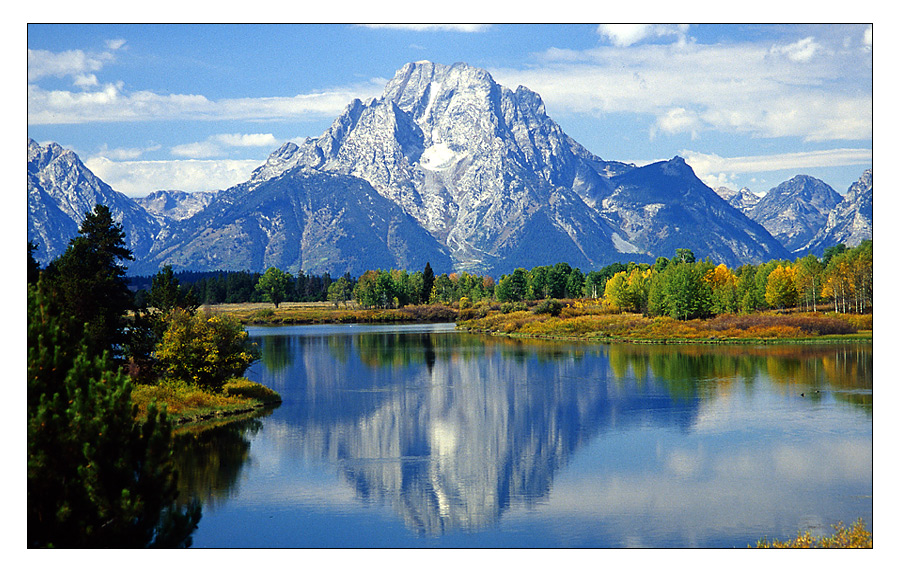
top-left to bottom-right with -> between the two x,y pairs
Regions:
155,308 -> 259,392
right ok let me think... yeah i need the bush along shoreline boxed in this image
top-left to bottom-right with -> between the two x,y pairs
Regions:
455,298 -> 871,344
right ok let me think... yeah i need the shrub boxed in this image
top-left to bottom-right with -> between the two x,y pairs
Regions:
222,378 -> 282,403
500,302 -> 527,314
155,309 -> 259,392
252,308 -> 275,321
532,299 -> 563,316
755,519 -> 871,548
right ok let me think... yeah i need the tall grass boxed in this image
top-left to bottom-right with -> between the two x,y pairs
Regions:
457,304 -> 865,342
754,519 -> 871,548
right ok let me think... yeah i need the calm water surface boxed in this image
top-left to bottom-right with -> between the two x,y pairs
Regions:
177,323 -> 872,548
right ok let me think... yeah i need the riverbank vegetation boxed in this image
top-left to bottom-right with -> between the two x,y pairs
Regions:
754,519 -> 872,548
28,206 -> 273,547
163,242 -> 872,343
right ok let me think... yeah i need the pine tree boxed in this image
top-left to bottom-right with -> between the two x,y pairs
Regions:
421,262 -> 435,304
42,205 -> 134,360
28,281 -> 200,547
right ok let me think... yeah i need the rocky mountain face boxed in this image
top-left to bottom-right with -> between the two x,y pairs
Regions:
136,190 -> 219,223
714,186 -> 761,211
29,62 -> 867,277
801,169 -> 873,255
746,175 -> 843,253
248,61 -> 637,274
27,138 -> 160,265
134,169 -> 452,276
599,157 -> 789,265
244,61 -> 789,273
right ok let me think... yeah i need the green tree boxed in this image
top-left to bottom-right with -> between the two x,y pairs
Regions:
28,282 -> 200,547
42,204 -> 134,360
529,266 -> 552,299
674,248 -> 696,265
155,309 -> 259,392
548,262 -> 572,299
794,254 -> 824,312
566,267 -> 586,298
496,268 -> 529,302
148,265 -> 199,314
651,261 -> 712,320
822,243 -> 847,267
255,267 -> 292,308
421,262 -> 435,304
28,241 -> 41,284
327,275 -> 354,307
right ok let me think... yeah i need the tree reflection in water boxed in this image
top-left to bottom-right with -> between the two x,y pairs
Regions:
193,327 -> 872,541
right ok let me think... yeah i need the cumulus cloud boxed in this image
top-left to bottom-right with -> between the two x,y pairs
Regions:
85,156 -> 262,197
596,24 -> 689,47
652,107 -> 702,139
28,40 -> 126,84
491,29 -> 872,142
28,48 -> 108,83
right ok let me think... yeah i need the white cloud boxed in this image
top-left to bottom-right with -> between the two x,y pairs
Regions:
28,48 -> 108,82
769,36 -> 821,63
98,143 -> 162,161
596,24 -> 689,47
358,24 -> 490,33
681,148 -> 873,189
863,25 -> 872,51
653,107 -> 701,138
28,40 -> 126,84
491,32 -> 872,142
212,133 -> 278,147
171,133 -> 279,158
85,156 -> 261,196
27,84 -> 380,125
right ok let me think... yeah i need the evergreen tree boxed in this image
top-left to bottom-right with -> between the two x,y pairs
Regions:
28,281 -> 200,547
421,262 -> 435,304
28,241 -> 41,284
42,205 -> 134,361
147,265 -> 199,315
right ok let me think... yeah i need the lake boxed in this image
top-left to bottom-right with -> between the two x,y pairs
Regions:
176,323 -> 872,548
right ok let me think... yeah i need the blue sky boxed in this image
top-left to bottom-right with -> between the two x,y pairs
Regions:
27,23 -> 873,197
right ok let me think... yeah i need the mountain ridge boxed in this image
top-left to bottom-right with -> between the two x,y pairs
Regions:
27,61 -> 872,276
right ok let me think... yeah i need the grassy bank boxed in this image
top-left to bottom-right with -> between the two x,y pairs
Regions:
754,519 -> 872,548
202,301 -> 458,325
132,378 -> 282,428
456,299 -> 872,344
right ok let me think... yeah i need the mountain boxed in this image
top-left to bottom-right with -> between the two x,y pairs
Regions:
32,61 -> 850,277
247,61 -> 636,274
27,138 -> 160,265
713,186 -> 760,212
133,169 -> 453,276
801,169 -> 873,255
136,190 -> 219,223
243,61 -> 789,272
599,157 -> 789,265
746,175 -> 843,253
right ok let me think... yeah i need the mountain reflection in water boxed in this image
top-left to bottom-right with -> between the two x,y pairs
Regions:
179,324 -> 872,544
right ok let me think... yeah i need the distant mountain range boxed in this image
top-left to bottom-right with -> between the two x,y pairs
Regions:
713,170 -> 873,256
27,61 -> 872,277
